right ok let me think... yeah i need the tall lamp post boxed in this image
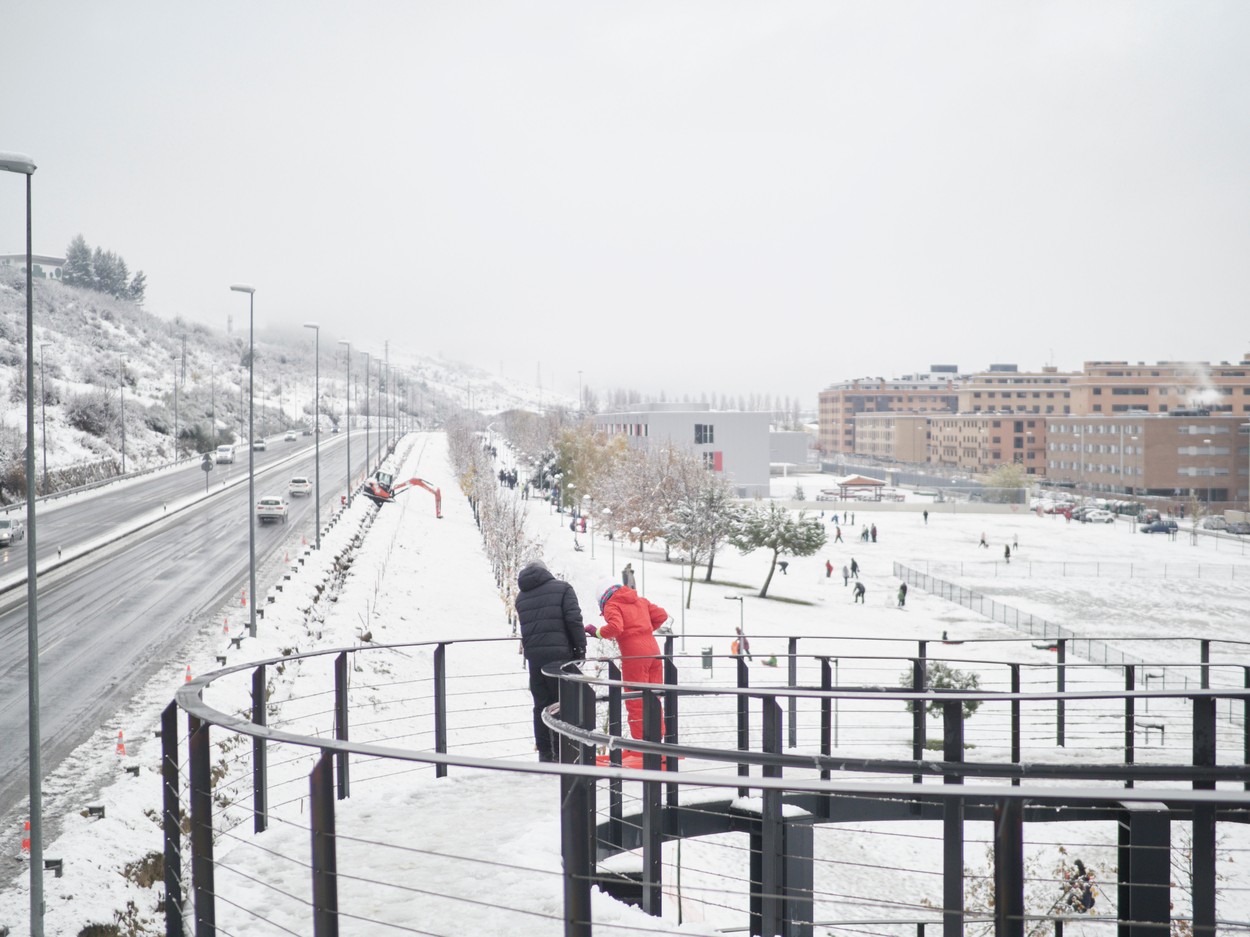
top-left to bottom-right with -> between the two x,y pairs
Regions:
631,526 -> 645,595
230,284 -> 258,638
172,355 -> 179,464
39,342 -> 50,494
602,507 -> 614,574
338,340 -> 352,506
582,494 -> 593,558
2,148 -> 45,936
361,351 -> 371,477
305,323 -> 321,548
119,364 -> 126,474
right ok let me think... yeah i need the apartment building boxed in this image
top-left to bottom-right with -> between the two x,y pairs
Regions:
929,414 -> 1046,476
955,364 -> 1074,415
1069,360 -> 1250,416
817,367 -> 960,456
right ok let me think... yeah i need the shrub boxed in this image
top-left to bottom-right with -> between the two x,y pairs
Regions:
899,661 -> 982,719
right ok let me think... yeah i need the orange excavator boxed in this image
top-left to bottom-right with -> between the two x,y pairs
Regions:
363,471 -> 443,517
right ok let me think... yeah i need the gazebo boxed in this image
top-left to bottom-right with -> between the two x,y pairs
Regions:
824,474 -> 887,501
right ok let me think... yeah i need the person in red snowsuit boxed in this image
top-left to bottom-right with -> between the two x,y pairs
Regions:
586,581 -> 669,742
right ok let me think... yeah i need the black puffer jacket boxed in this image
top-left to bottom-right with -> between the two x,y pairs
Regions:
516,562 -> 586,667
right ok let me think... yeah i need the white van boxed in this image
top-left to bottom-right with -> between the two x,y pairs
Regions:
215,444 -> 235,464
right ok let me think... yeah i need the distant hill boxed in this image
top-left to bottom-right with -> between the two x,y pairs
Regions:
0,269 -> 561,505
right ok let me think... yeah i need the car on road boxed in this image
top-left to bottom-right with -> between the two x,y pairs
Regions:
252,438 -> 267,451
1083,509 -> 1115,523
215,444 -> 235,464
288,476 -> 312,497
284,430 -> 298,442
0,516 -> 25,547
301,427 -> 313,436
1199,516 -> 1228,531
1139,519 -> 1178,534
1227,521 -> 1250,536
256,496 -> 288,524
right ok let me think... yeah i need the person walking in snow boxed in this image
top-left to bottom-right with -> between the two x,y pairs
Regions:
621,563 -> 636,589
897,582 -> 908,607
1004,544 -> 1011,564
585,579 -> 670,743
834,526 -> 843,543
923,509 -> 929,524
853,581 -> 866,603
778,560 -> 789,575
515,561 -> 586,762
842,564 -> 850,586
979,532 -> 989,548
849,557 -> 859,578
825,559 -> 833,579
870,523 -> 877,543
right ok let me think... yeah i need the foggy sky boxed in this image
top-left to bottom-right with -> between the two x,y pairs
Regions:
3,2 -> 1248,407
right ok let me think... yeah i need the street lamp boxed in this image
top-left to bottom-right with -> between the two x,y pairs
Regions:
360,351 -> 371,477
39,342 -> 50,494
602,507 -> 614,574
582,494 -> 593,558
119,363 -> 126,474
338,340 -> 352,506
231,284 -> 258,638
172,355 -> 179,464
631,526 -> 645,595
2,147 -> 45,934
305,323 -> 321,548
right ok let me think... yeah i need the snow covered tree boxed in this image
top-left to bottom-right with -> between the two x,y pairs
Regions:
665,479 -> 744,607
126,270 -> 146,305
62,235 -> 93,287
731,503 -> 826,598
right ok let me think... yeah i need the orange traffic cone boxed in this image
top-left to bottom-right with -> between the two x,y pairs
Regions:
21,820 -> 30,855
222,618 -> 229,634
185,665 -> 192,683
115,730 -> 126,757
241,589 -> 248,607
301,535 -> 307,547
284,551 -> 289,563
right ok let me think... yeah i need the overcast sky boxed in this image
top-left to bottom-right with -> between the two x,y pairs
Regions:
3,2 -> 1248,407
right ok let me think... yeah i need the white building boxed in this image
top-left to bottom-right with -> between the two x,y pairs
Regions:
594,403 -> 771,497
0,253 -> 65,279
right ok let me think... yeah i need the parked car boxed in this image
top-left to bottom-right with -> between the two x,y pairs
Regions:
215,444 -> 235,464
284,430 -> 298,442
288,476 -> 312,497
1083,509 -> 1115,523
256,496 -> 289,524
1139,519 -> 1179,534
1227,522 -> 1250,536
252,438 -> 267,451
1199,516 -> 1228,531
0,516 -> 25,547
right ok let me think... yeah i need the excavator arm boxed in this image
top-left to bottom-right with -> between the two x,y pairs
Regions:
362,471 -> 443,517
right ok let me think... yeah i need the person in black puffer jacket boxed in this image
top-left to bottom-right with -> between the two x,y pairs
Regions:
515,560 -> 586,762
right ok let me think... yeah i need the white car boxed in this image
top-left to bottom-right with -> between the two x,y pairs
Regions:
1084,509 -> 1115,523
215,444 -> 235,464
252,438 -> 267,452
256,496 -> 288,524
0,516 -> 24,547
288,476 -> 312,497
284,430 -> 298,442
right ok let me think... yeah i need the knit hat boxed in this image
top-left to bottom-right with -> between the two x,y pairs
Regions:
595,578 -> 620,613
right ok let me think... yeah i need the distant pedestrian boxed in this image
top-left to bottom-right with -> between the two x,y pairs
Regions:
1003,544 -> 1011,564
580,516 -> 587,533
923,510 -> 929,524
870,523 -> 877,543
842,564 -> 850,586
1012,533 -> 1019,553
731,626 -> 753,661
897,583 -> 908,607
621,563 -> 636,589
778,560 -> 789,575
834,526 -> 843,543
853,581 -> 866,603
850,512 -> 855,526
861,526 -> 869,542
850,558 -> 859,578
832,513 -> 839,524
979,532 -> 989,548
825,559 -> 833,579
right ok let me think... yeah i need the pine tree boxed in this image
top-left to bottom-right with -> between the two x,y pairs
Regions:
731,503 -> 827,598
127,270 -> 147,305
63,235 -> 93,287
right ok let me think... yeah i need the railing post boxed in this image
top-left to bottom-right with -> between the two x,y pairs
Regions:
737,656 -> 751,798
334,652 -> 350,799
759,696 -> 784,937
912,644 -> 927,790
558,676 -> 594,937
787,637 -> 799,749
994,798 -> 1024,937
641,690 -> 664,917
942,700 -> 964,937
252,663 -> 268,832
434,643 -> 448,778
1244,668 -> 1250,792
310,750 -> 339,937
187,715 -> 215,937
1124,664 -> 1135,788
1009,664 -> 1020,787
663,637 -> 679,807
161,703 -> 184,937
819,657 -> 832,821
1056,639 -> 1066,747
1200,639 -> 1210,689
1117,801 -> 1171,937
1192,695 -> 1216,936
607,660 -> 624,851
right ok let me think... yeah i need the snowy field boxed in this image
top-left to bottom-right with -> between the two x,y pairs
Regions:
2,446 -> 1249,934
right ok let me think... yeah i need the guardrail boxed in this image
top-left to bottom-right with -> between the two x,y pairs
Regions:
168,633 -> 1250,936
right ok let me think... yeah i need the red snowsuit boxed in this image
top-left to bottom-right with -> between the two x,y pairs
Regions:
598,586 -> 668,741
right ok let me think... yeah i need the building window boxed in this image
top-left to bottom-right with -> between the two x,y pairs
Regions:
695,424 -> 715,445
702,451 -> 723,471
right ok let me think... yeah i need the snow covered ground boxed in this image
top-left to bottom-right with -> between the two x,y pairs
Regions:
2,446 -> 1249,934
